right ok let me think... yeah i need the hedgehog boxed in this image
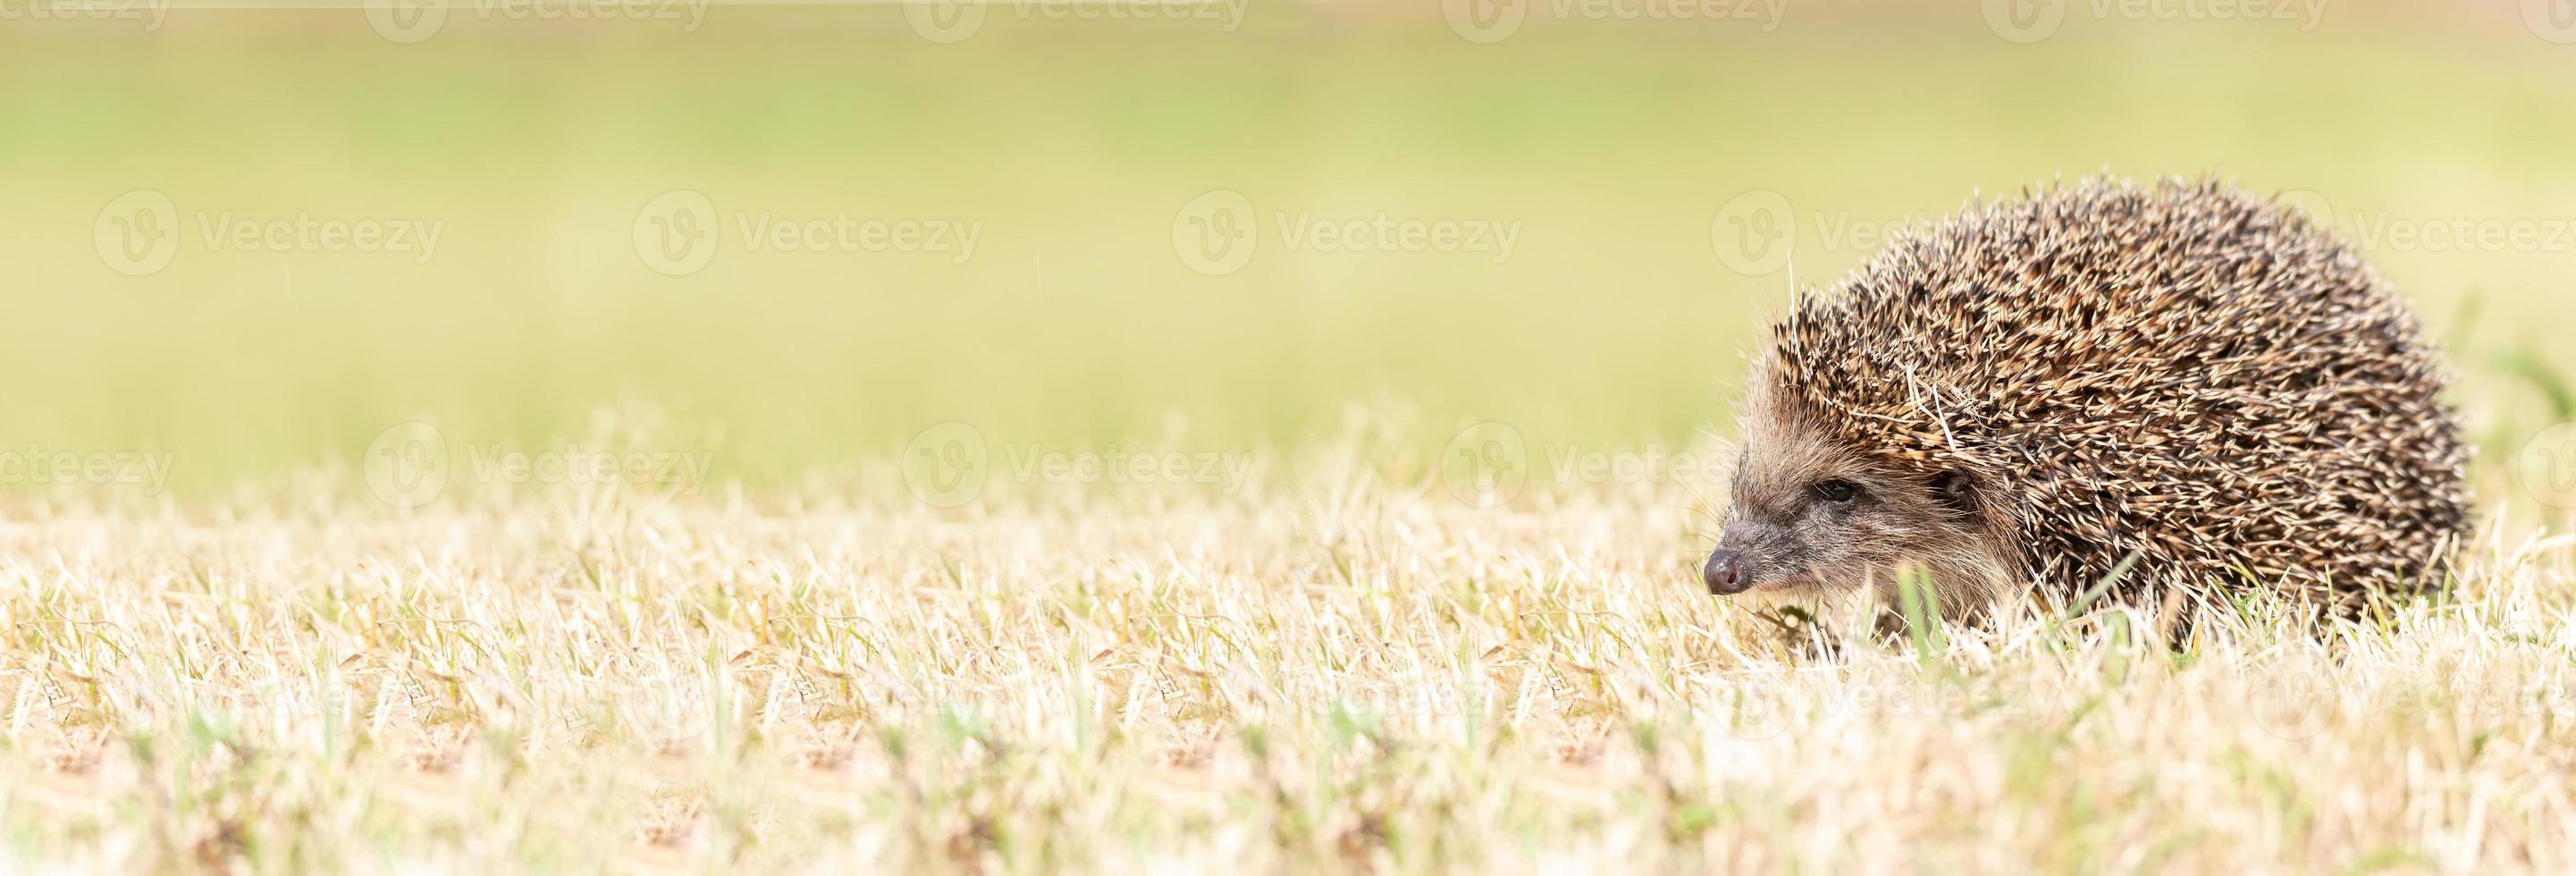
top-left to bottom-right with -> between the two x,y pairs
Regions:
1700,175 -> 2469,627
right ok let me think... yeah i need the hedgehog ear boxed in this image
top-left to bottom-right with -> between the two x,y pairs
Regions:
1932,470 -> 1977,511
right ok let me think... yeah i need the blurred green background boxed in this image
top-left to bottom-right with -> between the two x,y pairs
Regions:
5,0 -> 2575,491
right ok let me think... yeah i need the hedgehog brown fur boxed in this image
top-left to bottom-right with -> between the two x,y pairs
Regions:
1704,175 -> 2469,620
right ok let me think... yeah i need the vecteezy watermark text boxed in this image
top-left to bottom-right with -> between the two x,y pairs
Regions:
93,190 -> 444,277
1437,422 -> 1730,507
1443,0 -> 1788,44
365,0 -> 711,45
898,422 -> 1256,507
0,0 -> 169,29
362,421 -> 713,508
2339,212 -> 2576,262
1709,189 -> 1959,276
903,0 -> 1252,44
1712,188 -> 2576,277
1983,0 -> 2328,43
1170,190 -> 1523,276
2278,190 -> 2576,264
631,189 -> 982,276
0,445 -> 173,493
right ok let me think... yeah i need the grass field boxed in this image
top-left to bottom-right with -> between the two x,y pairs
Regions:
8,428 -> 2576,872
10,4 -> 2576,873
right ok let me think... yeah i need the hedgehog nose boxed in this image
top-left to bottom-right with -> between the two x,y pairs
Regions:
1704,550 -> 1747,595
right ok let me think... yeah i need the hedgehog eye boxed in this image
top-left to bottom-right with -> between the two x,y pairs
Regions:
1813,480 -> 1862,503
1932,470 -> 1976,510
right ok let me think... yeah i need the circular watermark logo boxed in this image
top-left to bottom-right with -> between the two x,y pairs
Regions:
1710,189 -> 1794,275
901,421 -> 989,508
1442,0 -> 1528,43
364,421 -> 451,509
364,0 -> 450,44
624,658 -> 716,746
1982,0 -> 2066,43
905,0 -> 988,43
94,189 -> 179,276
2513,423 -> 2576,510
634,189 -> 719,276
2525,0 -> 2576,44
1719,684 -> 1793,740
1172,189 -> 1258,275
1438,421 -> 1528,508
2277,189 -> 2336,234
2248,668 -> 2333,740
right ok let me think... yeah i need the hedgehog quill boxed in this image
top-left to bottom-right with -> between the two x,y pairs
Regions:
1704,176 -> 2469,625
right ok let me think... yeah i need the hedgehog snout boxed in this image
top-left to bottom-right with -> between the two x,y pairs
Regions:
1706,518 -> 1789,595
1704,550 -> 1747,594
1708,513 -> 1831,596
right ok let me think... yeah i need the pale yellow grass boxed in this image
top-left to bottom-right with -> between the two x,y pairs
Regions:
5,417 -> 2576,874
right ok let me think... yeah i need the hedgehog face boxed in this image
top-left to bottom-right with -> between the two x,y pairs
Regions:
1705,387 -> 1993,604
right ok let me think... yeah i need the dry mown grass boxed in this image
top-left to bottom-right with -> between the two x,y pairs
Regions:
4,417 -> 2576,874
